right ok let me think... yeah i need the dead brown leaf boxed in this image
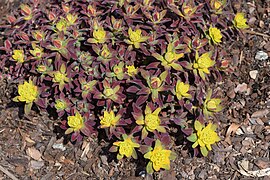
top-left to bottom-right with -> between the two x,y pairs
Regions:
225,123 -> 241,144
26,147 -> 42,161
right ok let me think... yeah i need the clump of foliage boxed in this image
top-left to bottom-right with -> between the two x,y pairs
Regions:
0,0 -> 248,174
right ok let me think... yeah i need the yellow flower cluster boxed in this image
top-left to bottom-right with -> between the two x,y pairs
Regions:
100,110 -> 121,128
144,140 -> 175,173
113,134 -> 140,160
65,112 -> 85,134
188,121 -> 220,156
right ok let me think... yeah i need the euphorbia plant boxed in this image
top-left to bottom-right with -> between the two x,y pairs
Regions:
0,0 -> 248,175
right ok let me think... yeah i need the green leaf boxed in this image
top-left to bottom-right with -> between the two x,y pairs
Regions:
24,102 -> 32,115
200,146 -> 208,157
152,53 -> 164,61
117,153 -> 123,160
194,120 -> 203,131
187,133 -> 197,142
142,128 -> 148,139
146,162 -> 154,174
12,96 -> 19,102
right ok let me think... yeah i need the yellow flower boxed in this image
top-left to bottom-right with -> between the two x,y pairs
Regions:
193,52 -> 215,80
12,49 -> 24,63
144,140 -> 175,173
203,89 -> 222,117
93,27 -> 106,43
66,13 -> 78,26
126,27 -> 148,48
210,0 -> 226,12
53,71 -> 69,84
188,121 -> 220,156
153,43 -> 184,70
113,62 -> 125,80
14,80 -> 38,103
136,106 -> 166,139
175,81 -> 192,100
55,99 -> 67,110
209,26 -> 222,44
100,110 -> 121,128
30,45 -> 43,59
233,12 -> 249,29
113,134 -> 140,160
66,112 -> 85,133
56,18 -> 68,32
100,44 -> 111,59
126,65 -> 138,77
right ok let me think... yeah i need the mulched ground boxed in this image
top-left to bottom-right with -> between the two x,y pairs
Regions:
0,0 -> 269,179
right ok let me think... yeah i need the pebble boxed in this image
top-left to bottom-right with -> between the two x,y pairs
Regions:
249,70 -> 258,79
255,51 -> 268,61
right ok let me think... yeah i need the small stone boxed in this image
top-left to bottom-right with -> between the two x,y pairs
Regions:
249,70 -> 258,79
251,109 -> 269,118
52,143 -> 66,151
255,51 -> 268,61
234,83 -> 248,93
30,160 -> 44,170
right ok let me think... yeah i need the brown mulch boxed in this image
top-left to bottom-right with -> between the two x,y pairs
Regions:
0,0 -> 269,179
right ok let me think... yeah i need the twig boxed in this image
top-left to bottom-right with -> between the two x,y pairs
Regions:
0,164 -> 19,180
244,30 -> 270,38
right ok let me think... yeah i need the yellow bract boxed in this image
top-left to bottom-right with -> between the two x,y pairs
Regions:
233,12 -> 249,29
175,81 -> 192,100
209,27 -> 222,44
16,80 -> 38,103
126,65 -> 138,77
66,13 -> 77,26
113,135 -> 140,159
56,18 -> 68,32
144,140 -> 172,172
100,110 -> 121,128
203,89 -> 222,117
193,52 -> 215,79
100,44 -> 111,59
136,106 -> 166,135
55,99 -> 67,110
12,49 -> 24,63
192,121 -> 220,156
30,45 -> 43,59
67,112 -> 85,132
126,27 -> 148,48
93,27 -> 106,43
53,71 -> 69,84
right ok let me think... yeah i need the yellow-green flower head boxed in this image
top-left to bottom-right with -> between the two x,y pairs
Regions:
136,106 -> 166,136
103,87 -> 114,97
66,13 -> 78,26
175,81 -> 192,100
150,77 -> 162,89
100,44 -> 111,59
203,89 -> 222,117
145,107 -> 161,132
126,65 -> 138,77
37,65 -> 47,73
67,112 -> 85,132
209,27 -> 222,44
193,52 -> 215,74
12,49 -> 24,63
113,134 -> 140,159
15,80 -> 38,103
164,43 -> 184,64
55,99 -> 67,110
113,62 -> 124,80
144,140 -> 175,173
30,46 -> 43,59
53,71 -> 69,84
126,27 -> 148,48
191,121 -> 220,156
233,12 -> 249,29
56,18 -> 68,32
100,110 -> 121,128
93,27 -> 106,43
